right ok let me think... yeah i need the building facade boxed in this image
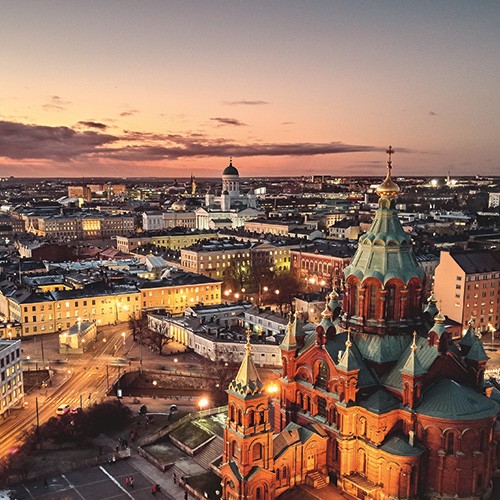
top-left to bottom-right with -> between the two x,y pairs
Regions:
434,249 -> 500,332
0,339 -> 23,420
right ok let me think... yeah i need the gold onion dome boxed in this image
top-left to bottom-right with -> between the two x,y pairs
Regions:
376,145 -> 400,199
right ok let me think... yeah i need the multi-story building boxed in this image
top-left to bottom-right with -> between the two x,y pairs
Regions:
116,230 -> 217,253
291,243 -> 354,289
0,339 -> 23,420
181,241 -> 252,280
2,266 -> 222,335
142,211 -> 196,231
8,287 -> 141,335
243,219 -> 293,236
434,249 -> 500,331
139,273 -> 222,314
488,192 -> 500,209
67,186 -> 92,201
35,212 -> 135,239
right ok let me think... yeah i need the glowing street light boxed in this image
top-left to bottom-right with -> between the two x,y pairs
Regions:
121,332 -> 126,345
199,397 -> 209,410
152,380 -> 158,387
266,383 -> 279,395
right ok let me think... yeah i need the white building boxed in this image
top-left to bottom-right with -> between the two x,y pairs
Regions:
197,160 -> 264,230
488,192 -> 500,209
0,339 -> 23,419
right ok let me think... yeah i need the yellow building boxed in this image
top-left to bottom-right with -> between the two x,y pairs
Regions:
8,289 -> 141,335
139,276 -> 222,314
116,231 -> 218,253
181,243 -> 251,280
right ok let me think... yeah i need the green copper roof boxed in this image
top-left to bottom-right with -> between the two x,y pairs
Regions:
465,339 -> 489,362
353,333 -> 411,364
401,348 -> 427,376
429,311 -> 446,338
359,388 -> 401,414
460,324 -> 477,348
416,378 -> 498,420
343,155 -> 424,286
228,333 -> 263,398
337,331 -> 359,372
380,434 -> 425,457
344,208 -> 425,283
324,331 -> 378,388
382,335 -> 439,391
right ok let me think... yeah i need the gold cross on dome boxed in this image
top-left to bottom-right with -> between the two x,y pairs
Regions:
386,145 -> 395,169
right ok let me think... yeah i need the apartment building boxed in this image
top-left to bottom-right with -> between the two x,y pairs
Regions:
0,339 -> 23,419
434,249 -> 500,331
181,241 -> 252,280
35,213 -> 135,239
142,211 -> 196,231
139,274 -> 222,314
116,230 -> 217,253
291,243 -> 354,289
243,219 -> 293,236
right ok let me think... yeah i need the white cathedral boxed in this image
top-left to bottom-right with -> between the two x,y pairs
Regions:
195,159 -> 263,230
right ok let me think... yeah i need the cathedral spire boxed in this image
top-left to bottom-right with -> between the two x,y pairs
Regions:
401,331 -> 426,376
376,145 -> 400,199
281,311 -> 297,350
228,328 -> 263,397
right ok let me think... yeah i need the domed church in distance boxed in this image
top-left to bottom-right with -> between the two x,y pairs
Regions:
221,147 -> 499,499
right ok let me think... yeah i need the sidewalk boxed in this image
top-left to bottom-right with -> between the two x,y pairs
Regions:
129,454 -> 195,500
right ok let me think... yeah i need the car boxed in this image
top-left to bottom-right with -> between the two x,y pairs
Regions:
70,407 -> 82,415
56,404 -> 70,416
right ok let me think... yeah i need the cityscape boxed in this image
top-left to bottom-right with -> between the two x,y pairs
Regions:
1,2 -> 499,500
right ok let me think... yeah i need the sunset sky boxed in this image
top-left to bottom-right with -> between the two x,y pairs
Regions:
1,1 -> 499,178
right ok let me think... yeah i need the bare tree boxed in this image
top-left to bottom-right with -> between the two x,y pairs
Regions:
128,313 -> 148,342
145,319 -> 173,356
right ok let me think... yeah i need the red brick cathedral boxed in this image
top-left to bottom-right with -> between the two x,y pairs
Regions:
221,148 -> 499,499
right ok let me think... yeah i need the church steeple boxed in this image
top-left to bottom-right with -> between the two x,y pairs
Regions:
376,145 -> 400,200
222,329 -> 275,499
228,329 -> 264,398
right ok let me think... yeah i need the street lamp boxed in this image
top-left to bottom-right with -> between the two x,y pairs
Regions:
199,397 -> 209,411
121,332 -> 126,346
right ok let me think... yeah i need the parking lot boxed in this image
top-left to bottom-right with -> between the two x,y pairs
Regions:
6,461 -> 172,499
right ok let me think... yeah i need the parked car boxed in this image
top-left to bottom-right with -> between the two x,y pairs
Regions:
70,407 -> 82,415
56,404 -> 70,416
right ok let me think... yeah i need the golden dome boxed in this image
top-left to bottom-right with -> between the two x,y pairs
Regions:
376,145 -> 400,199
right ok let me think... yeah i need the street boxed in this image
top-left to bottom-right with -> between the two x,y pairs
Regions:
0,325 -> 130,461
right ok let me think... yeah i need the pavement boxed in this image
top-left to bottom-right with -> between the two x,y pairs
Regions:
2,458 -> 194,499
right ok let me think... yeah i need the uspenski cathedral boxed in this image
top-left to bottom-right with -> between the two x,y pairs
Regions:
220,148 -> 499,499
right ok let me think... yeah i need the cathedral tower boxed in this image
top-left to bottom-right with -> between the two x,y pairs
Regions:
342,146 -> 425,335
221,330 -> 275,500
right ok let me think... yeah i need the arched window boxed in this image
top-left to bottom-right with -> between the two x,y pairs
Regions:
406,284 -> 415,317
316,362 -> 329,390
480,429 -> 489,452
445,432 -> 455,454
296,392 -> 303,407
231,440 -> 239,458
229,405 -> 235,422
259,410 -> 265,424
248,410 -> 254,426
385,285 -> 396,320
351,282 -> 359,316
367,284 -> 377,319
237,409 -> 242,426
253,443 -> 262,460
